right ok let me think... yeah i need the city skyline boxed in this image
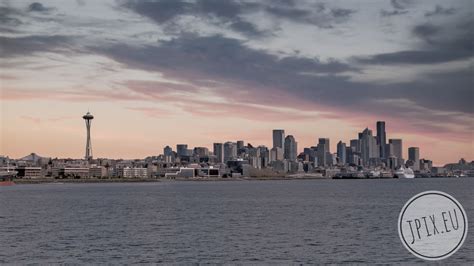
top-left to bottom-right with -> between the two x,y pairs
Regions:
2,111 -> 470,167
1,0 -> 473,165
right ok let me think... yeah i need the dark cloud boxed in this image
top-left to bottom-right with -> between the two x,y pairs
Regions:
264,4 -> 355,27
331,8 -> 355,18
28,2 -> 53,12
124,0 -> 355,35
0,6 -> 23,27
90,33 -> 472,121
380,9 -> 408,17
390,0 -> 413,10
0,35 -> 73,58
425,5 -> 456,17
356,16 -> 473,65
123,0 -> 262,36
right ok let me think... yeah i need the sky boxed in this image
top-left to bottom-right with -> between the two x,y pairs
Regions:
0,0 -> 473,165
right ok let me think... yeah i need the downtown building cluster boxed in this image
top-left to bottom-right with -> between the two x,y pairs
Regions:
2,121 -> 473,179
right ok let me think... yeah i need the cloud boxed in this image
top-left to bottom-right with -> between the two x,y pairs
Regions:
28,2 -> 53,12
425,5 -> 456,17
123,0 -> 355,35
380,9 -> 408,17
390,0 -> 414,10
86,32 -> 472,133
0,35 -> 74,58
355,16 -> 473,65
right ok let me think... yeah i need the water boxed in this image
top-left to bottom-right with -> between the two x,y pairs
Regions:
1,179 -> 473,264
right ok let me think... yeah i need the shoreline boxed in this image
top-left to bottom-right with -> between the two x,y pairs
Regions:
10,176 -> 331,184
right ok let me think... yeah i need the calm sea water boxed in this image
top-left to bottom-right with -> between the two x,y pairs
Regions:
1,179 -> 473,264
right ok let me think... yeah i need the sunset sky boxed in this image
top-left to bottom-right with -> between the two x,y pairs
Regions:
1,0 -> 472,165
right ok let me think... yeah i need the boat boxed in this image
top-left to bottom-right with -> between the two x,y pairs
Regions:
368,170 -> 381,178
0,171 -> 16,186
394,165 -> 415,179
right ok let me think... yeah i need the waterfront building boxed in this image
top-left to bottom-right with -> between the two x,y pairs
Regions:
117,167 -> 148,178
337,141 -> 346,165
376,121 -> 386,159
89,165 -> 106,178
16,166 -> 42,178
408,147 -> 420,171
284,135 -> 297,161
59,167 -> 90,178
213,143 -> 224,163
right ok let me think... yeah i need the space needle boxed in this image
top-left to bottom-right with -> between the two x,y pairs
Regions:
83,111 -> 94,161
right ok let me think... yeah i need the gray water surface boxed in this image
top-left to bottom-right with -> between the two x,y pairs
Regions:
1,179 -> 473,264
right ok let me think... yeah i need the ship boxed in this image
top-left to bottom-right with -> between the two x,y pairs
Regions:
0,160 -> 17,186
0,171 -> 16,186
394,165 -> 415,179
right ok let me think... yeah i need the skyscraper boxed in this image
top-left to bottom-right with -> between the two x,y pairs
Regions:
317,138 -> 330,166
376,121 -> 386,159
389,139 -> 403,161
163,146 -> 173,157
273,129 -> 285,154
82,111 -> 94,161
224,142 -> 237,162
213,143 -> 224,163
408,147 -> 420,171
237,140 -> 244,151
359,128 -> 379,166
284,135 -> 297,161
337,141 -> 346,165
176,144 -> 188,158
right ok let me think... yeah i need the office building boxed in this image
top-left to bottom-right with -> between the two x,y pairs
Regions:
273,129 -> 285,153
213,143 -> 224,163
408,147 -> 420,171
337,141 -> 346,165
224,142 -> 237,162
389,139 -> 403,164
176,144 -> 188,158
359,128 -> 379,166
284,135 -> 297,161
317,138 -> 330,167
376,121 -> 386,159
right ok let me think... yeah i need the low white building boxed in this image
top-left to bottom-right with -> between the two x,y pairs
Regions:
117,167 -> 148,178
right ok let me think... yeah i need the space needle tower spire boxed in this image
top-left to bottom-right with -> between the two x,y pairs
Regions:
82,111 -> 94,161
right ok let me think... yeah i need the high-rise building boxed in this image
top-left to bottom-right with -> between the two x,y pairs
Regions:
350,139 -> 361,153
273,129 -> 285,154
163,146 -> 173,157
82,111 -> 94,161
408,147 -> 420,171
193,147 -> 209,157
389,139 -> 403,164
176,144 -> 188,158
376,121 -> 386,159
317,138 -> 330,166
337,141 -> 346,165
270,147 -> 284,162
237,140 -> 244,151
284,135 -> 297,161
213,143 -> 224,163
359,128 -> 379,166
224,142 -> 237,162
